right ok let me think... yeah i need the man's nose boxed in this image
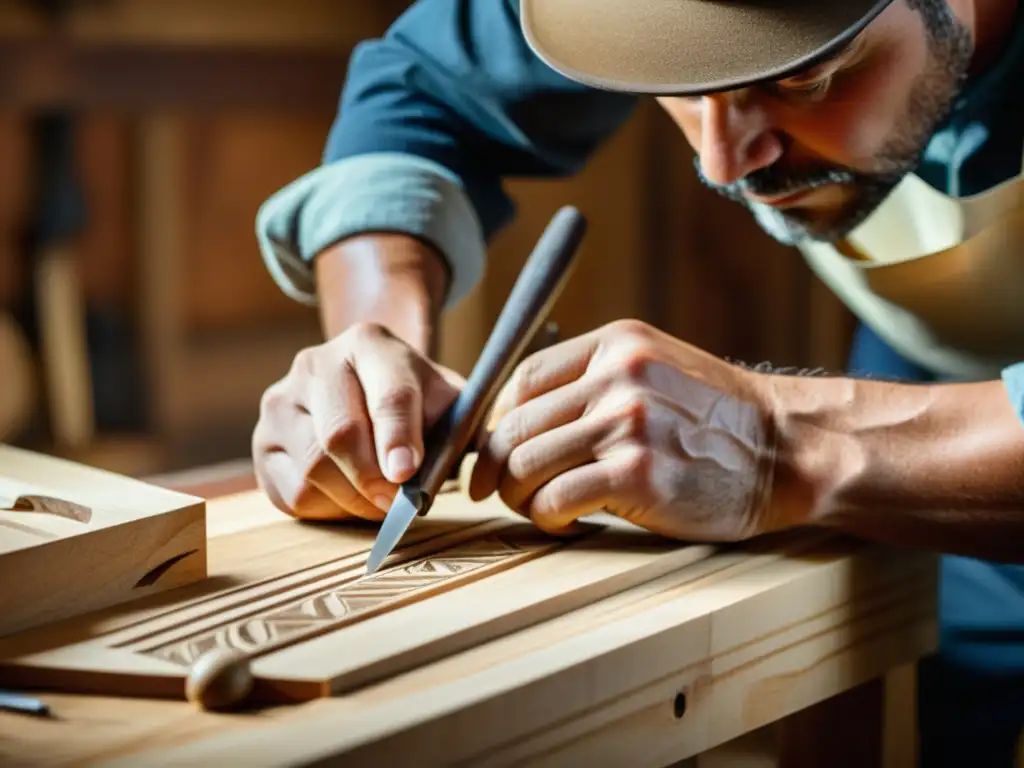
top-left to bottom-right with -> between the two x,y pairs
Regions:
697,92 -> 783,186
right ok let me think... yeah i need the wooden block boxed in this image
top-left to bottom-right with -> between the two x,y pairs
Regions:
0,444 -> 206,638
0,489 -> 715,705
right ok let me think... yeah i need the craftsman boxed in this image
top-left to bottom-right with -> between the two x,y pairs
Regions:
252,0 -> 1024,764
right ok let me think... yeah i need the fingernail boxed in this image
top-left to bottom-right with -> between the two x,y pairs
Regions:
387,447 -> 416,481
374,494 -> 392,512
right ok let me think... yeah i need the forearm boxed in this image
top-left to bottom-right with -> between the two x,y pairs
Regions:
256,0 -> 635,324
314,234 -> 448,357
769,375 -> 1024,561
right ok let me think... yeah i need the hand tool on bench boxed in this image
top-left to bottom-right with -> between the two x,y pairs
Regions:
363,206 -> 588,576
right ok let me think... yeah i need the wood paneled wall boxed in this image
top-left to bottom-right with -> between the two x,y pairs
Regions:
0,1 -> 855,474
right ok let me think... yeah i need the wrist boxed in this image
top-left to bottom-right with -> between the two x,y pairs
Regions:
314,233 -> 449,355
758,372 -> 874,532
761,373 -> 1024,551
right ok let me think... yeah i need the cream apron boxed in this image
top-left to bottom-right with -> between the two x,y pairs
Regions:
797,147 -> 1024,381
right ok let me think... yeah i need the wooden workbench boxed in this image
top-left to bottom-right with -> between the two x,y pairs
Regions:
0,478 -> 936,767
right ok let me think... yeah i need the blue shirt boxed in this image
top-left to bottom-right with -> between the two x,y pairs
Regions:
255,0 -> 1024,424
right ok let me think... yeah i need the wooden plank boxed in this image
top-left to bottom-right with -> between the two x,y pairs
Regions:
0,42 -> 349,112
0,489 -> 718,704
0,0 -> 391,49
105,532 -> 939,767
135,113 -> 186,445
882,663 -> 918,768
145,459 -> 256,500
0,312 -> 35,441
0,444 -> 206,638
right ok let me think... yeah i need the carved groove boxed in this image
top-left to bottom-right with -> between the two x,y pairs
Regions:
134,549 -> 200,588
2,495 -> 92,523
137,535 -> 553,666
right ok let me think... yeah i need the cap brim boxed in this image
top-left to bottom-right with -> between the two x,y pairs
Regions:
521,0 -> 894,96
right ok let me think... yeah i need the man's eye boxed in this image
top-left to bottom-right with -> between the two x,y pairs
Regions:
773,75 -> 832,100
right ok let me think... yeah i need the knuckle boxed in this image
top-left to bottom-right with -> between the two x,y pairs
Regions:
614,388 -> 651,441
345,320 -> 387,345
605,318 -> 654,341
290,345 -> 318,375
251,420 -> 271,456
321,413 -> 367,456
619,345 -> 659,383
374,382 -> 419,416
509,354 -> 542,402
538,485 -> 571,518
493,412 -> 528,454
593,323 -> 659,384
258,381 -> 290,418
618,446 -> 654,486
505,442 -> 540,482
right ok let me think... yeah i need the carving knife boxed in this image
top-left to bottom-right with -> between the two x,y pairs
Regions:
364,206 -> 588,575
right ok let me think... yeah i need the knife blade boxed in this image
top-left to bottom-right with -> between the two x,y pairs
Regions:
363,205 -> 588,575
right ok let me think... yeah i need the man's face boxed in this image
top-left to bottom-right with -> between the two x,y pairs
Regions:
659,0 -> 974,245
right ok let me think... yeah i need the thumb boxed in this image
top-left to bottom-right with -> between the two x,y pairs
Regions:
421,362 -> 464,427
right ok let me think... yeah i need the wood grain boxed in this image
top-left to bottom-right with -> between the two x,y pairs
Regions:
0,488 -> 938,767
0,0 -> 391,48
0,489 -> 716,705
0,444 -> 206,638
106,528 -> 939,767
0,311 -> 35,441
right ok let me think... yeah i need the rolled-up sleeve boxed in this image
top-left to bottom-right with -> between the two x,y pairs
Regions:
256,0 -> 637,309
1002,362 -> 1024,425
256,152 -> 486,307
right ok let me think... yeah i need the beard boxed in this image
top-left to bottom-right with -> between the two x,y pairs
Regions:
694,5 -> 974,246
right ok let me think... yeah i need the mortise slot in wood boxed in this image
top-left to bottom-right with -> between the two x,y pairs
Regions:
1,494 -> 93,523
133,550 -> 201,588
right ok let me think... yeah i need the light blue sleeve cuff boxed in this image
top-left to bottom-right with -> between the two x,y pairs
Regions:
1001,362 -> 1024,425
255,152 -> 487,309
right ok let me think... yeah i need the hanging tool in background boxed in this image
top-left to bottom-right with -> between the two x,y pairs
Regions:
18,0 -> 134,458
23,109 -> 96,454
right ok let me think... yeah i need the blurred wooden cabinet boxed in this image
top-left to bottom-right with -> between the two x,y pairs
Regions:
0,1 -> 854,475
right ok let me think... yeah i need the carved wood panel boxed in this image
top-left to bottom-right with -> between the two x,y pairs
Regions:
138,535 -> 548,665
0,493 -> 711,703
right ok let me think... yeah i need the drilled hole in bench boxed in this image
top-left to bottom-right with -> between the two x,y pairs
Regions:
673,692 -> 687,719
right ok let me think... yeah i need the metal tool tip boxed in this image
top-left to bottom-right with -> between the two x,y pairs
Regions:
363,542 -> 387,576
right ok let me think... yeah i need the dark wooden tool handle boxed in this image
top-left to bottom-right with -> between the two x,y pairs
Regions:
409,205 -> 587,508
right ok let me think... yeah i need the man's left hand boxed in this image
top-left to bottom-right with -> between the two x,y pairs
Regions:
468,319 -> 797,541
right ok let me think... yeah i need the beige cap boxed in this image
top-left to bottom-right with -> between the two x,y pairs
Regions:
520,0 -> 894,95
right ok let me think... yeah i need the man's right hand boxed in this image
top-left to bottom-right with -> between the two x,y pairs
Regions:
253,322 -> 464,521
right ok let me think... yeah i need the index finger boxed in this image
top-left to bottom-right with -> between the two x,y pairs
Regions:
349,332 -> 427,485
488,332 -> 599,429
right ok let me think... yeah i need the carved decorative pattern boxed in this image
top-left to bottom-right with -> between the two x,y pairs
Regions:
139,536 -> 537,666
